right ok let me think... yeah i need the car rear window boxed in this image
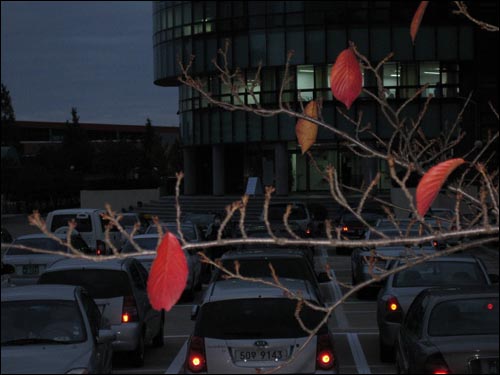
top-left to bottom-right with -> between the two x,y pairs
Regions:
7,238 -> 68,255
268,204 -> 307,221
393,261 -> 488,287
50,214 -> 93,232
122,238 -> 158,253
219,258 -> 314,282
38,269 -> 132,298
428,297 -> 499,336
195,298 -> 326,339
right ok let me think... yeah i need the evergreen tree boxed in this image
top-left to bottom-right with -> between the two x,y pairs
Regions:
1,83 -> 20,152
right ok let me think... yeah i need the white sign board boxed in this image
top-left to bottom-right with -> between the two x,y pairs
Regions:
245,176 -> 263,195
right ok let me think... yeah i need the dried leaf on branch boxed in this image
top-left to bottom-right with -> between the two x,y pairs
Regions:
296,100 -> 319,154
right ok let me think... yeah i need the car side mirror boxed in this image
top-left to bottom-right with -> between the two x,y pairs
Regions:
97,329 -> 116,344
191,305 -> 200,321
488,273 -> 499,284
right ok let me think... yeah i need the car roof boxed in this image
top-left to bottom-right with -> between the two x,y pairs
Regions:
48,208 -> 104,214
44,257 -> 130,272
391,254 -> 483,266
418,285 -> 498,300
130,234 -> 160,240
205,278 -> 317,303
1,284 -> 80,302
221,248 -> 308,260
13,233 -> 79,241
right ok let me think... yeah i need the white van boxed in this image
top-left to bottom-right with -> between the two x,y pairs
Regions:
45,208 -> 121,255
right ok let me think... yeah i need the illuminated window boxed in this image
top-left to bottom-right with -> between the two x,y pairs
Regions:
297,65 -> 314,101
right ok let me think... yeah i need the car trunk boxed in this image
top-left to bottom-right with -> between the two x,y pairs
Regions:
204,337 -> 315,373
432,335 -> 499,374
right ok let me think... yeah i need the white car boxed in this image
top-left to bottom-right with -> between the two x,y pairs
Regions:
45,208 -> 122,255
2,233 -> 91,286
185,277 -> 338,373
121,233 -> 202,299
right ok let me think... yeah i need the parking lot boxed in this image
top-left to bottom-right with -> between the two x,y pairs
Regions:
2,214 -> 498,374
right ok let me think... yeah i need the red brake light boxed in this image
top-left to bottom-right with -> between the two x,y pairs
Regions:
487,303 -> 494,310
306,228 -> 312,235
96,240 -> 106,255
122,295 -> 139,323
342,226 -> 349,232
425,353 -> 450,374
316,333 -> 335,370
433,371 -> 449,375
186,336 -> 206,373
387,296 -> 400,312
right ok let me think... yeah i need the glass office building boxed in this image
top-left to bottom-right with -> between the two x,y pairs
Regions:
153,1 -> 498,195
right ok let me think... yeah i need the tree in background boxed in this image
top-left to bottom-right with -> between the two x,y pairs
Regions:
61,107 -> 93,173
1,83 -> 20,153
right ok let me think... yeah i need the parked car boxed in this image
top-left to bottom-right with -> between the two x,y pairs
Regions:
2,233 -> 92,286
37,257 -> 164,367
46,208 -> 122,255
121,233 -> 202,299
145,221 -> 201,242
186,277 -> 338,373
182,211 -> 233,241
1,284 -> 115,374
377,255 -> 497,362
259,201 -> 317,237
118,212 -> 147,244
395,286 -> 499,374
212,248 -> 329,304
241,223 -> 316,266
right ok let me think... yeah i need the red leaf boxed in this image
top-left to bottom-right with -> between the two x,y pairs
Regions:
410,1 -> 429,44
296,101 -> 319,154
416,158 -> 465,217
330,48 -> 362,110
147,232 -> 188,311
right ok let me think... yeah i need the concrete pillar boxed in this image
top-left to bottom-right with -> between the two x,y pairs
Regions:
183,148 -> 197,195
274,142 -> 289,196
212,145 -> 225,196
362,157 -> 378,188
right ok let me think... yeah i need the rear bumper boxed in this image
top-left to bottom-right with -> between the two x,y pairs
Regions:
110,322 -> 141,352
378,320 -> 400,348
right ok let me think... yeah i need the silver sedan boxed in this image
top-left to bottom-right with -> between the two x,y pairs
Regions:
1,284 -> 115,374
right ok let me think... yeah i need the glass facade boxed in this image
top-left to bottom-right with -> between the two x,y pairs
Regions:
153,1 -> 494,195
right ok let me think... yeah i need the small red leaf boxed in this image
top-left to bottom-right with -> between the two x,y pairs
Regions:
330,48 -> 362,110
296,101 -> 319,154
416,158 -> 465,217
410,1 -> 429,44
147,232 -> 188,311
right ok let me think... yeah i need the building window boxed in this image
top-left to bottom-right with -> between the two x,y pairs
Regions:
297,65 -> 314,101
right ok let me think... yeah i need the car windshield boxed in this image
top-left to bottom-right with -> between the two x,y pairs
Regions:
7,238 -> 69,255
218,258 -> 314,281
121,238 -> 158,253
342,212 -> 382,225
38,269 -> 132,299
428,297 -> 499,336
196,298 -> 326,339
268,204 -> 307,221
184,213 -> 216,226
1,300 -> 86,345
146,224 -> 197,241
393,261 -> 488,287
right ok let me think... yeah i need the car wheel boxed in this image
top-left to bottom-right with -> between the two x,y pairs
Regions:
130,334 -> 145,367
152,313 -> 164,347
379,336 -> 395,362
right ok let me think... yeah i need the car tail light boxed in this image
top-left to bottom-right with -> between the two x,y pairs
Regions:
96,240 -> 106,256
342,225 -> 349,232
425,353 -> 450,374
316,333 -> 335,370
385,296 -> 403,323
122,295 -> 139,323
186,336 -> 206,373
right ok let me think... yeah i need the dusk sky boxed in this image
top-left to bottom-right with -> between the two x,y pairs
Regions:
1,1 -> 179,126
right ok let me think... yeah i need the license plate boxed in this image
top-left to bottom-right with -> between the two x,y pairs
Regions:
22,265 -> 39,275
234,348 -> 288,362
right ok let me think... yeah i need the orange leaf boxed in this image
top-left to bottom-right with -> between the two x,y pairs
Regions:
416,158 -> 465,217
329,48 -> 362,110
410,1 -> 429,44
147,232 -> 188,311
296,101 -> 319,154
